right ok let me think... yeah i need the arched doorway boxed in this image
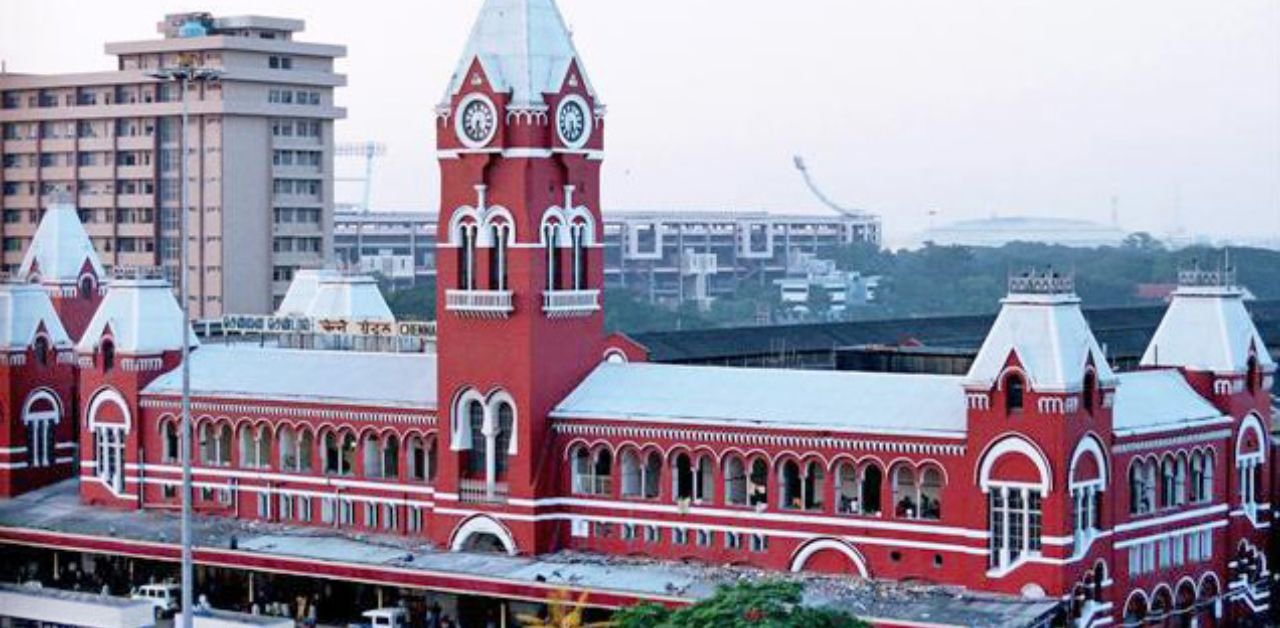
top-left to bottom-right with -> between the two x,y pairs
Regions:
449,515 -> 517,556
788,539 -> 869,578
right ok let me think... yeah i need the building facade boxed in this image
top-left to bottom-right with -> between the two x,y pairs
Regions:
0,1 -> 1275,626
335,208 -> 881,304
0,12 -> 345,316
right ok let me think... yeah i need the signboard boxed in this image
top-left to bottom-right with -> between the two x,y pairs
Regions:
221,316 -> 435,339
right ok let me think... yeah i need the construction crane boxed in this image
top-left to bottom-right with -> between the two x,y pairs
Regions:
792,155 -> 871,219
335,141 -> 387,214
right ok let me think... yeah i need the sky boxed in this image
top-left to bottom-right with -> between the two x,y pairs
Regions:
3,0 -> 1278,246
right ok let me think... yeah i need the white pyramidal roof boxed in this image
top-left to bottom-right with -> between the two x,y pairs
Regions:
17,202 -> 106,284
76,279 -> 198,355
966,292 -> 1115,392
1140,285 -> 1275,374
276,270 -> 394,322
275,269 -> 340,317
553,362 -> 968,437
0,282 -> 73,351
1112,370 -> 1226,434
444,0 -> 595,107
144,345 -> 435,409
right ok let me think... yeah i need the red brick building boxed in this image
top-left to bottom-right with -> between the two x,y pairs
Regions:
1,1 -> 1275,626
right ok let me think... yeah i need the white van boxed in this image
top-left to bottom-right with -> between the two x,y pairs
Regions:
131,583 -> 181,617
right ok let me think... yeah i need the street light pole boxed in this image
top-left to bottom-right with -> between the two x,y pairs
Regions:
147,58 -> 222,628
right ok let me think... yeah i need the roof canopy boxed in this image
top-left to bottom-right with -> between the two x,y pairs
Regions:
76,278 -> 198,355
554,362 -> 967,438
444,0 -> 595,107
0,282 -> 72,351
1141,285 -> 1276,374
18,202 -> 105,284
966,291 -> 1116,393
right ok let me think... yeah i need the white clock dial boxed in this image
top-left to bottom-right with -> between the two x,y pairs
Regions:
556,95 -> 592,148
455,94 -> 497,148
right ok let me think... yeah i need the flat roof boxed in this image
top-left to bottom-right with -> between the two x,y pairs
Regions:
0,481 -> 1055,627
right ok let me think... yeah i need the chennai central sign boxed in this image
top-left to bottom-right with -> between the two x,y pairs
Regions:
221,315 -> 435,339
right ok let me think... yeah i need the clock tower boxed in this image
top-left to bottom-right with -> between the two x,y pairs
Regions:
432,0 -> 609,555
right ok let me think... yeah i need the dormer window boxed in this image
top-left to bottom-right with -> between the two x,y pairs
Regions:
1246,355 -> 1260,395
1005,373 -> 1025,414
33,335 -> 49,367
1082,371 -> 1096,415
101,339 -> 115,372
79,275 -> 94,299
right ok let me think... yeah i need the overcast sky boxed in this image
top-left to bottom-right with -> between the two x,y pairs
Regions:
3,0 -> 1278,245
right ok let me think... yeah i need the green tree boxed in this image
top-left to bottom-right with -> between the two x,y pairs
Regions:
612,581 -> 868,628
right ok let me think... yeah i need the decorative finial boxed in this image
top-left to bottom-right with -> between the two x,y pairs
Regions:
1008,266 -> 1074,295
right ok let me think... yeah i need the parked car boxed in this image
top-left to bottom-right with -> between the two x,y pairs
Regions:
131,583 -> 181,618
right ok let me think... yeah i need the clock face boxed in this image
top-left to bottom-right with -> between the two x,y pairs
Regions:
456,95 -> 496,147
556,95 -> 592,148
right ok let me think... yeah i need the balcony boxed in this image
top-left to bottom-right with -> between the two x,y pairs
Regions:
458,478 -> 509,504
446,289 -> 514,318
542,289 -> 600,318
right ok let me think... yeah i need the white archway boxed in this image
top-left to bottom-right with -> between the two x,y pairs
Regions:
87,388 -> 130,495
1069,434 -> 1109,487
977,434 -> 1052,494
87,387 -> 131,431
788,538 -> 870,578
449,515 -> 517,556
22,388 -> 62,468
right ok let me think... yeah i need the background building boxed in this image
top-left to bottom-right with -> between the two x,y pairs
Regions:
911,216 -> 1129,249
0,12 -> 345,316
335,208 -> 882,304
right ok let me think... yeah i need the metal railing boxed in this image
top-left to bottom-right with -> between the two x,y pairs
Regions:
445,289 -> 514,318
542,289 -> 600,318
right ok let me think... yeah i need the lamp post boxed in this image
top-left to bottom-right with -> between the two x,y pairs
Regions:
147,57 -> 222,628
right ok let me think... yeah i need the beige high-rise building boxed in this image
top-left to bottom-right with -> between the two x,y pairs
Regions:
0,12 -> 345,316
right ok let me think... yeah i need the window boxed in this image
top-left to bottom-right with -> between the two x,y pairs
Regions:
457,223 -> 477,290
161,420 -> 179,463
673,528 -> 688,545
697,529 -> 712,547
1082,371 -> 1096,414
750,534 -> 769,553
724,531 -> 742,550
571,446 -> 612,496
544,222 -> 561,291
1005,374 -> 1025,413
779,459 -> 824,511
489,224 -> 509,291
101,339 -> 115,371
1246,355 -> 1260,395
570,222 -> 588,290
860,463 -> 883,515
644,525 -> 660,544
988,486 -> 1043,570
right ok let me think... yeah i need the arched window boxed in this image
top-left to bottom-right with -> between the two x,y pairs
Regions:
1081,371 -> 1096,415
488,224 -> 509,291
1199,451 -> 1214,503
803,461 -> 824,511
239,424 -> 255,468
493,402 -> 514,477
216,424 -> 232,466
893,466 -> 919,518
79,275 -> 94,299
1005,373 -> 1024,414
723,455 -> 747,506
780,460 -> 802,510
1128,463 -> 1143,514
695,455 -> 714,503
1189,451 -> 1204,503
674,453 -> 694,502
543,222 -> 562,291
101,339 -> 116,372
860,463 -> 883,515
593,448 -> 612,495
642,451 -> 662,499
1160,456 -> 1176,508
161,420 -> 179,464
297,428 -> 314,472
836,461 -> 859,514
33,335 -> 49,367
570,222 -> 588,290
382,434 -> 399,479
571,446 -> 591,495
920,466 -> 943,520
748,457 -> 769,508
620,449 -> 643,498
1246,355 -> 1260,395
457,223 -> 477,290
465,400 -> 486,477
279,426 -> 296,470
1174,453 -> 1188,506
22,392 -> 59,468
408,435 -> 433,482
340,432 -> 356,476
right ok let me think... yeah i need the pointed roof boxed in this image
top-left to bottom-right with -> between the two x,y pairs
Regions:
966,275 -> 1115,392
18,201 -> 106,284
76,277 -> 198,355
1140,284 -> 1275,374
444,0 -> 595,107
275,268 -> 341,317
0,282 -> 72,351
